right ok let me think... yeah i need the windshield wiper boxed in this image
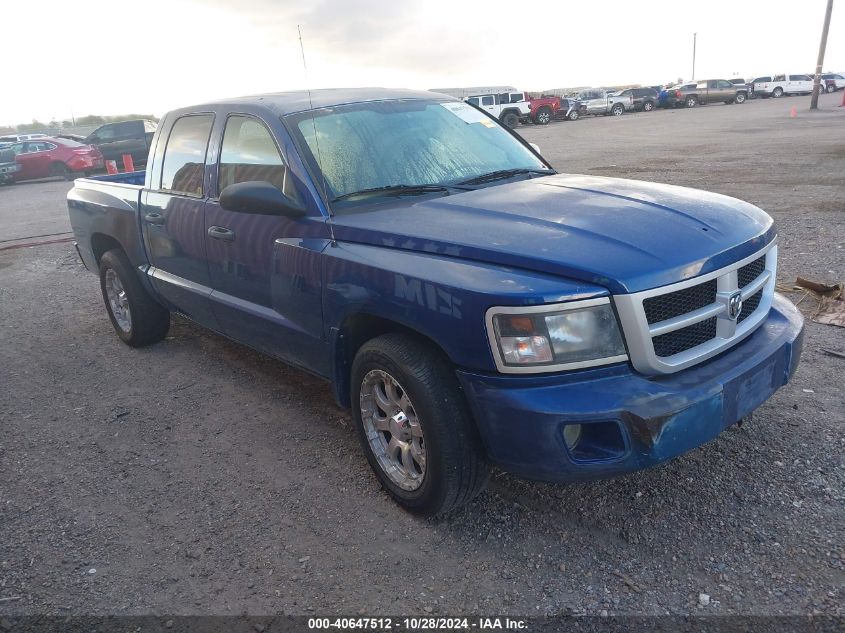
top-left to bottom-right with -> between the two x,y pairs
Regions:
457,168 -> 554,186
331,184 -> 452,202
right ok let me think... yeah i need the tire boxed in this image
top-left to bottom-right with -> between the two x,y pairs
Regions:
351,333 -> 490,517
568,109 -> 580,121
685,95 -> 698,108
735,92 -> 747,104
49,162 -> 70,180
826,84 -> 835,94
642,100 -> 655,112
501,112 -> 519,128
611,103 -> 624,116
535,106 -> 552,125
99,249 -> 170,347
772,87 -> 784,98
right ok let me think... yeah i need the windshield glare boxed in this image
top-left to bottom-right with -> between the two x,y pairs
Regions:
286,99 -> 547,203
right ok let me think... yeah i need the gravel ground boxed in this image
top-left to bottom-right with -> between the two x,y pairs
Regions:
0,93 -> 843,618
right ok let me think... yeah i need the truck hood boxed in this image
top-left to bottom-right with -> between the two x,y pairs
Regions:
328,174 -> 776,294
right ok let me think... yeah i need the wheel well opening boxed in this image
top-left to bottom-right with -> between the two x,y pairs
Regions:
332,314 -> 450,408
91,233 -> 123,265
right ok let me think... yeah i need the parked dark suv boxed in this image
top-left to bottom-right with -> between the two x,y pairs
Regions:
83,119 -> 157,166
616,87 -> 659,112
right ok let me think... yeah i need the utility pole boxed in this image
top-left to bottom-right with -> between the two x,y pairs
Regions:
692,33 -> 697,81
811,0 -> 834,110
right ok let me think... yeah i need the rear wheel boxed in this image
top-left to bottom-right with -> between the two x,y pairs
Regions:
50,162 -> 71,180
826,84 -> 835,94
99,249 -> 170,347
501,112 -> 519,128
351,334 -> 490,517
611,103 -> 624,116
735,92 -> 747,104
772,87 -> 784,98
642,100 -> 655,112
535,106 -> 552,125
568,109 -> 580,121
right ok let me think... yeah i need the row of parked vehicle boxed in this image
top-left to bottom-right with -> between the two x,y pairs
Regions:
450,71 -> 845,128
0,119 -> 156,184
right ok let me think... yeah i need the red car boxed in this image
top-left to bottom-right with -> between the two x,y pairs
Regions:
9,137 -> 103,181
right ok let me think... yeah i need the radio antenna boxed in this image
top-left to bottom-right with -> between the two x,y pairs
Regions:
298,24 -> 336,243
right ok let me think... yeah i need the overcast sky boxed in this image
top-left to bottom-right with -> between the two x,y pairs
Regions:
4,0 -> 843,126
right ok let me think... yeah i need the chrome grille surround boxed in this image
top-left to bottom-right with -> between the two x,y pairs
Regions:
614,242 -> 777,375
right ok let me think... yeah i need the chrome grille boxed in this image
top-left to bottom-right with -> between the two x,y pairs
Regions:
613,244 -> 778,375
652,316 -> 717,357
738,256 -> 765,288
643,280 -> 717,324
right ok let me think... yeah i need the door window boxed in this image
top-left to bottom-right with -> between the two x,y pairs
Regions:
717,80 -> 732,89
160,114 -> 213,196
481,96 -> 494,106
217,116 -> 298,201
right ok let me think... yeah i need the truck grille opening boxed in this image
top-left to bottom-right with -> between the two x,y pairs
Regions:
738,256 -> 765,288
643,280 -> 717,324
738,288 -> 763,323
652,316 -> 718,357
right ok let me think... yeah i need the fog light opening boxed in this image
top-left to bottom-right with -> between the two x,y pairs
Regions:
563,420 -> 627,463
563,424 -> 582,450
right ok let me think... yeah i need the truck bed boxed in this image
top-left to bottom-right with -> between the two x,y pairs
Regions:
67,170 -> 149,273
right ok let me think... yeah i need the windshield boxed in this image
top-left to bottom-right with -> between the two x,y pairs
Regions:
285,99 -> 547,204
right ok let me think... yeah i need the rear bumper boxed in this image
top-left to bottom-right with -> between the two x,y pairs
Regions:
457,293 -> 804,483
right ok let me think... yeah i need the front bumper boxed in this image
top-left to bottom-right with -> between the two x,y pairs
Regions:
457,293 -> 804,482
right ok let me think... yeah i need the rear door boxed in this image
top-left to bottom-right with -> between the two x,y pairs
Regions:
788,74 -> 813,94
203,113 -> 329,368
141,112 -> 218,328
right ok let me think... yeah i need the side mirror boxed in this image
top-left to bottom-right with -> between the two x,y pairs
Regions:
219,181 -> 306,217
529,142 -> 541,154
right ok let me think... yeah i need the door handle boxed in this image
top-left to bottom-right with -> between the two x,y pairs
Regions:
207,226 -> 235,241
144,212 -> 165,225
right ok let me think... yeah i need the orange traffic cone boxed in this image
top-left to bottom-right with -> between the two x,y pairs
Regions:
790,106 -> 797,117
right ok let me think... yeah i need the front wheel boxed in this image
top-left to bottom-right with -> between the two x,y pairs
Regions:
772,87 -> 784,98
686,95 -> 698,108
826,84 -> 835,94
568,109 -> 580,121
735,92 -> 747,104
611,103 -> 624,116
535,106 -> 552,125
99,249 -> 170,347
351,334 -> 490,517
501,112 -> 519,128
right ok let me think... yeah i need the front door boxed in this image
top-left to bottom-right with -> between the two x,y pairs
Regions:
204,114 -> 329,370
141,112 -> 218,328
15,141 -> 53,179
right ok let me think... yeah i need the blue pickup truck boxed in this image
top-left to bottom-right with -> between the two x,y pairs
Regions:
67,88 -> 804,516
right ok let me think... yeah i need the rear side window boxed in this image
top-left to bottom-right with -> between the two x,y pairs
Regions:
753,76 -> 771,83
789,74 -> 811,81
218,116 -> 298,201
160,114 -> 213,196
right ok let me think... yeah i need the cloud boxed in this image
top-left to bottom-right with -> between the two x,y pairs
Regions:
197,0 -> 484,76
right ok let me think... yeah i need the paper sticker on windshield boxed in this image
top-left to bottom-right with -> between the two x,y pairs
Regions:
440,102 -> 494,124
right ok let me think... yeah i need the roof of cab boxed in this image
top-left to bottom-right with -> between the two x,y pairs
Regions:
199,88 -> 455,117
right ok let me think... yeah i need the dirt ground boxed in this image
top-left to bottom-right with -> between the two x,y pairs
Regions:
0,93 -> 843,618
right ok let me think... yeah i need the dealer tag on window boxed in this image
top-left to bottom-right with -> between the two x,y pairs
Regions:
440,102 -> 494,125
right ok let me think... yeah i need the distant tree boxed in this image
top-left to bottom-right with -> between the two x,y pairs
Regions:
18,119 -> 48,132
76,115 -> 106,126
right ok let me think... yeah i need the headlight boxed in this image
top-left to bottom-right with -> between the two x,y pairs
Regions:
486,298 -> 627,373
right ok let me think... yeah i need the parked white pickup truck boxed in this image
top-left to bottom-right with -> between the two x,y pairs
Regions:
464,93 -> 532,127
753,74 -> 814,98
575,89 -> 634,116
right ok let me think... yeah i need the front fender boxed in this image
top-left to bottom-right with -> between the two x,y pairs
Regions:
322,242 -> 610,373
